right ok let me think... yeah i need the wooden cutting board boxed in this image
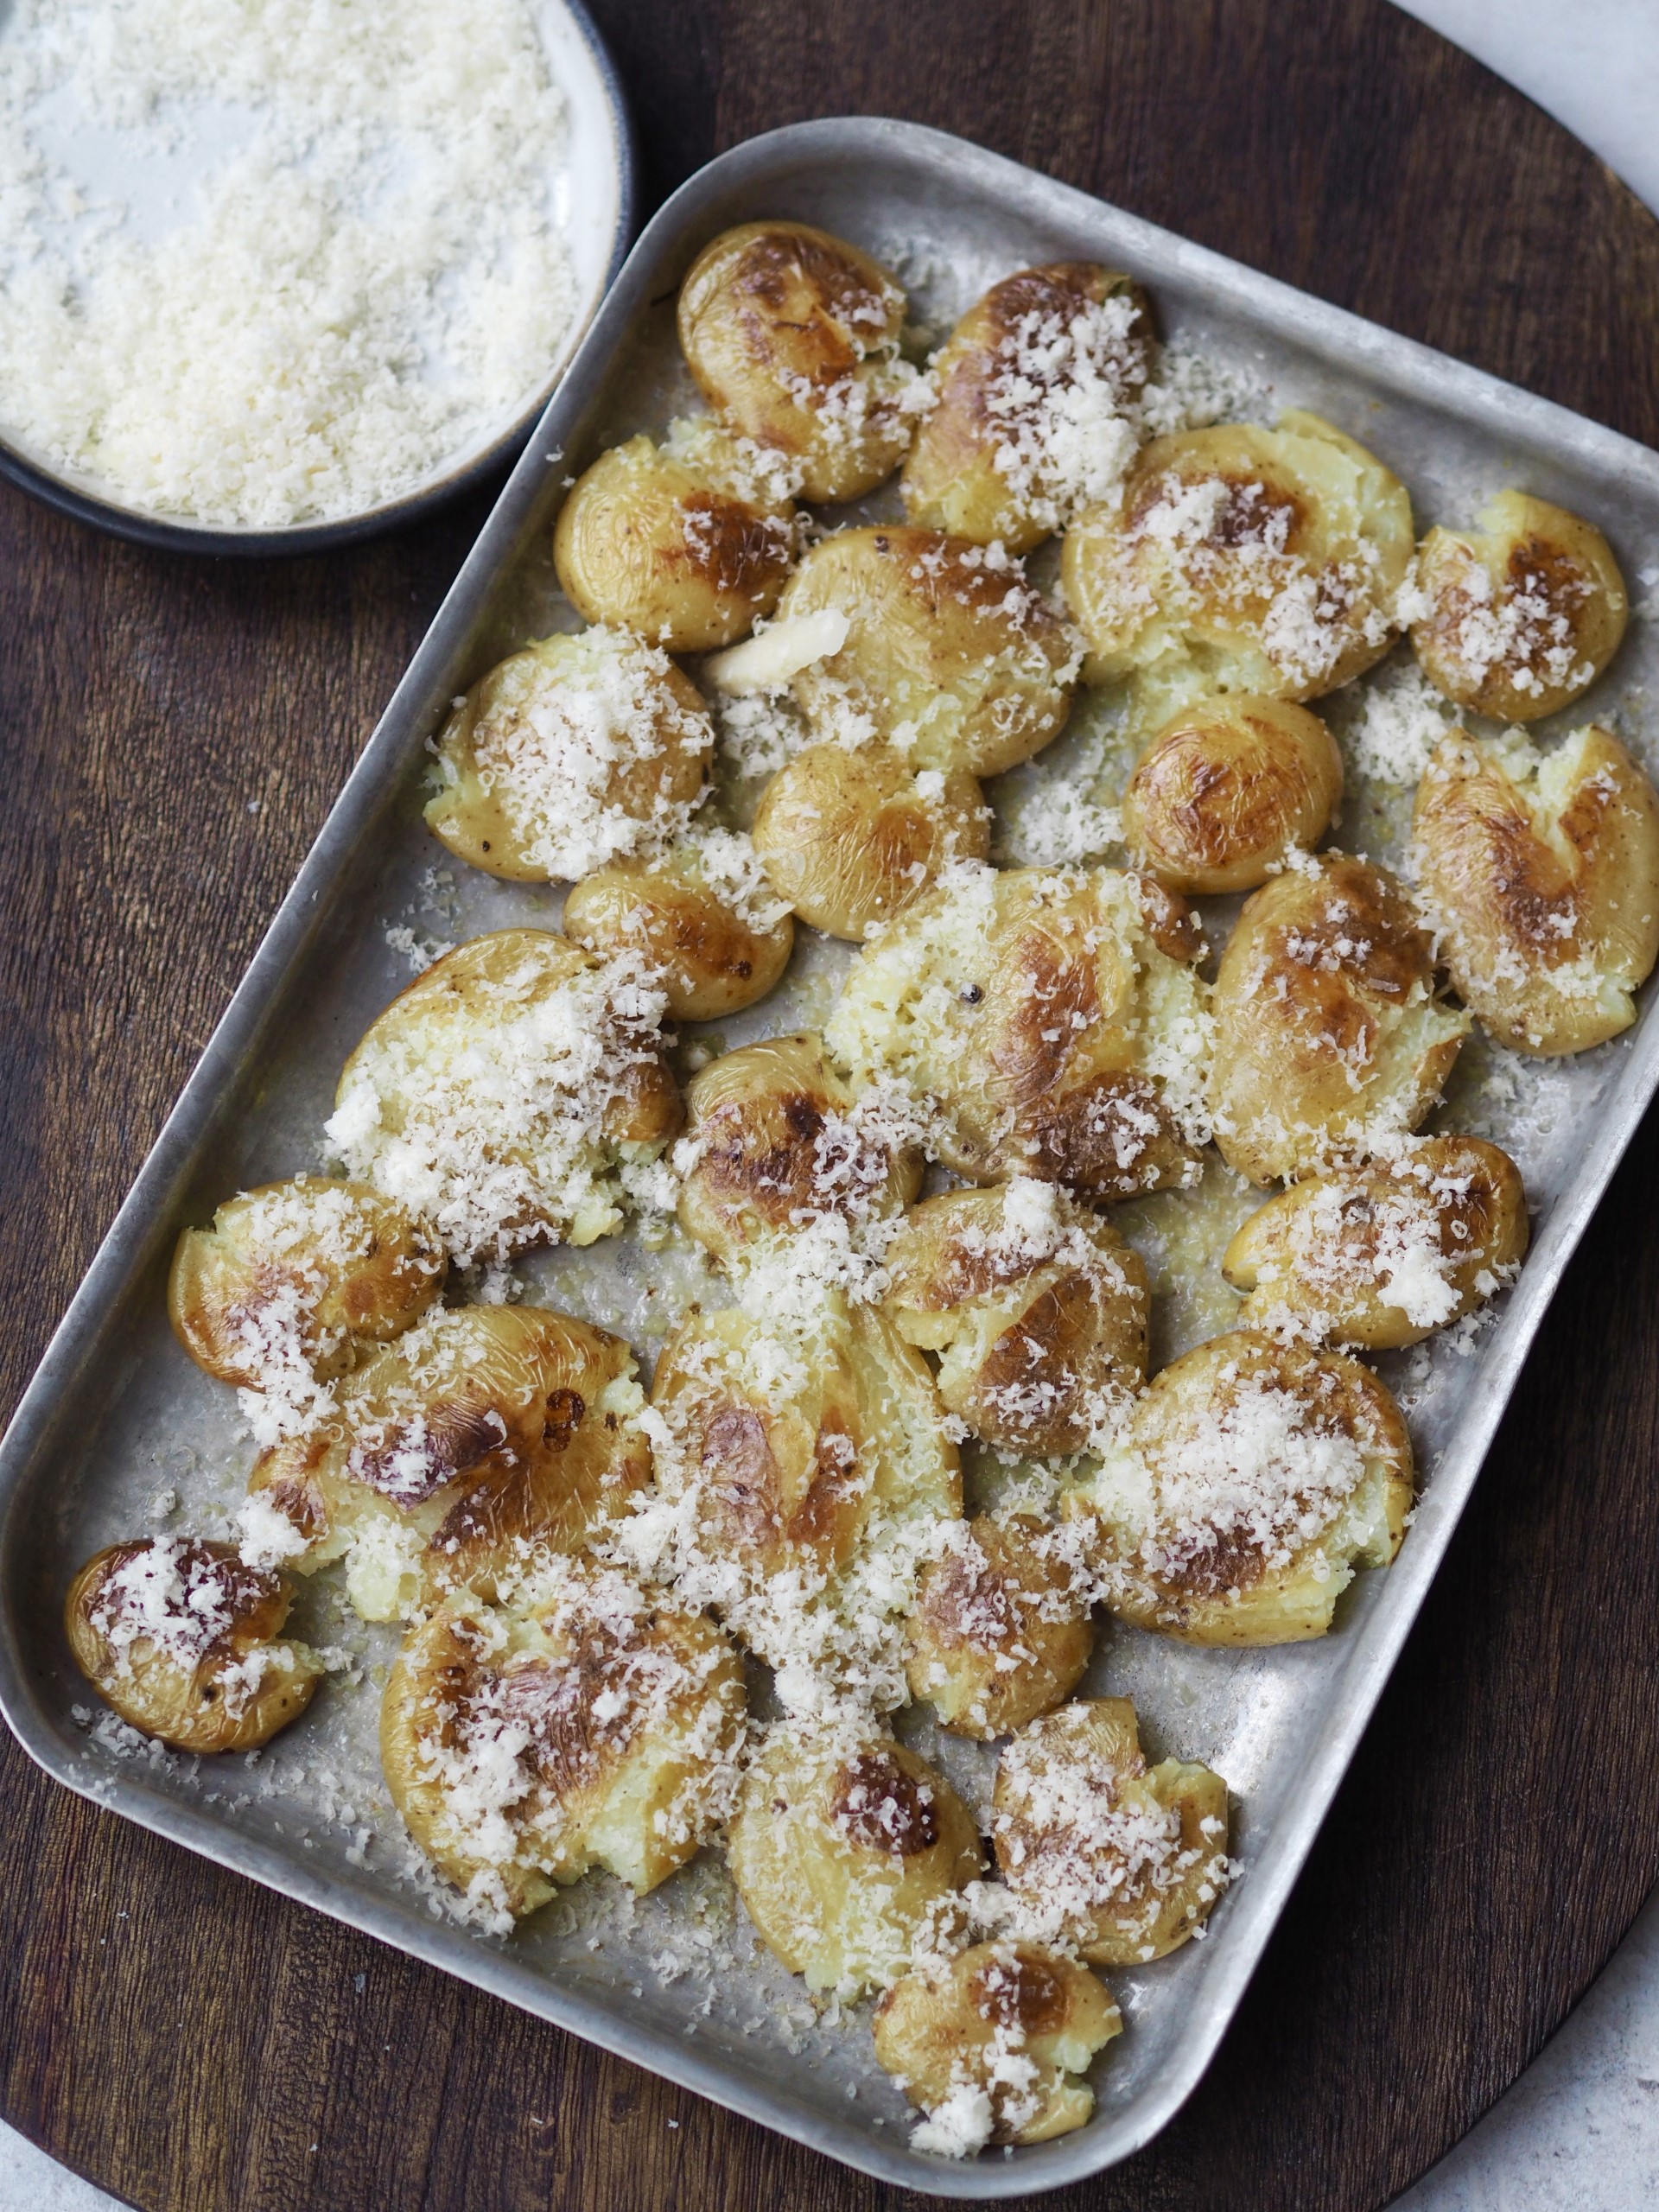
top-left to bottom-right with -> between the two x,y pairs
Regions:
3,3 -> 1657,2206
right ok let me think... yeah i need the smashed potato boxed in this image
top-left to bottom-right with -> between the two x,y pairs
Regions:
67,1538 -> 321,1753
1120,695 -> 1343,894
562,833 -> 794,1021
728,1726 -> 982,1994
1413,724 -> 1659,1055
1208,853 -> 1470,1184
906,1514 -> 1096,1739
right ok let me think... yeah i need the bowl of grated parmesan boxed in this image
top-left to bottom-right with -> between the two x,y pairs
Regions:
0,0 -> 632,552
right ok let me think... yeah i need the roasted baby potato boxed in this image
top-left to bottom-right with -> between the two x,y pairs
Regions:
727,1725 -> 982,1994
423,629 -> 712,883
991,1700 -> 1229,1963
901,262 -> 1154,553
241,1305 -> 654,1621
1223,1135 -> 1528,1348
906,1513 -> 1096,1739
552,432 -> 795,653
882,1180 -> 1147,1454
1208,853 -> 1470,1184
66,1538 -> 321,1754
1413,724 -> 1659,1056
750,741 -> 989,940
325,930 -> 681,1266
874,1940 -> 1121,2152
677,221 -> 916,502
1069,1329 -> 1414,1643
1061,414 -> 1414,717
382,1561 -> 744,1920
1120,695 -> 1344,894
1410,491 -> 1627,721
826,862 -> 1211,1202
779,527 -> 1077,775
676,1031 -> 923,1271
562,831 -> 794,1021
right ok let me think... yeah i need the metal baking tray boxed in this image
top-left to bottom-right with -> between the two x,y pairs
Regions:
4,118 -> 1659,2197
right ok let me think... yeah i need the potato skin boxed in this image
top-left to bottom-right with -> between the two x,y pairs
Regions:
562,851 -> 794,1020
779,527 -> 1076,776
66,1539 -> 321,1754
751,741 -> 989,941
1208,853 -> 1469,1184
1223,1135 -> 1528,1349
677,221 -> 914,502
1412,724 -> 1659,1056
1121,695 -> 1343,894
552,435 -> 794,653
906,1514 -> 1095,1739
1411,491 -> 1628,721
900,261 -> 1154,553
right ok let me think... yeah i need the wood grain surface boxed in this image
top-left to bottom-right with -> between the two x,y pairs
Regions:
3,3 -> 1659,2208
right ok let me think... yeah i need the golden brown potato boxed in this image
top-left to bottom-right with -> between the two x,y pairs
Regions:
727,1726 -> 982,1994
552,433 -> 795,653
241,1305 -> 653,1622
66,1538 -> 321,1754
168,1177 -> 443,1401
677,221 -> 917,502
562,831 -> 794,1021
382,1562 -> 744,1921
325,930 -> 681,1265
827,863 -> 1211,1202
1061,413 -> 1414,717
1413,724 -> 1659,1056
750,741 -> 990,941
779,528 -> 1077,776
900,262 -> 1154,553
1068,1329 -> 1414,1644
1409,491 -> 1628,721
1207,853 -> 1470,1185
990,1700 -> 1229,1963
882,1180 -> 1147,1455
1120,695 -> 1344,894
423,629 -> 712,884
1223,1135 -> 1528,1349
676,1031 -> 922,1271
874,1940 -> 1121,2153
906,1514 -> 1096,1739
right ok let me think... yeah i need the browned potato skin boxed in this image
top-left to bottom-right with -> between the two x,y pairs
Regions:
751,741 -> 989,941
66,1540 -> 321,1753
677,1032 -> 923,1268
1121,696 -> 1344,894
168,1178 -> 444,1387
874,1941 -> 1121,2145
1413,725 -> 1659,1056
1412,492 -> 1628,722
563,856 -> 794,1020
1208,854 -> 1470,1184
906,1515 -> 1095,1738
552,435 -> 794,653
779,527 -> 1076,776
677,222 -> 912,502
1223,1135 -> 1529,1349
882,1186 -> 1147,1455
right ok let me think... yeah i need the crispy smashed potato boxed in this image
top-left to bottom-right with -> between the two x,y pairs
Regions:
1413,724 -> 1659,1056
728,1726 -> 982,1994
1208,854 -> 1470,1184
751,741 -> 989,940
382,1561 -> 744,1919
562,837 -> 794,1021
1120,695 -> 1343,894
1069,1330 -> 1414,1644
827,863 -> 1211,1202
906,1514 -> 1096,1739
67,1538 -> 321,1753
1224,1135 -> 1528,1349
991,1700 -> 1229,1963
678,221 -> 916,502
1410,491 -> 1627,721
779,527 -> 1077,776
